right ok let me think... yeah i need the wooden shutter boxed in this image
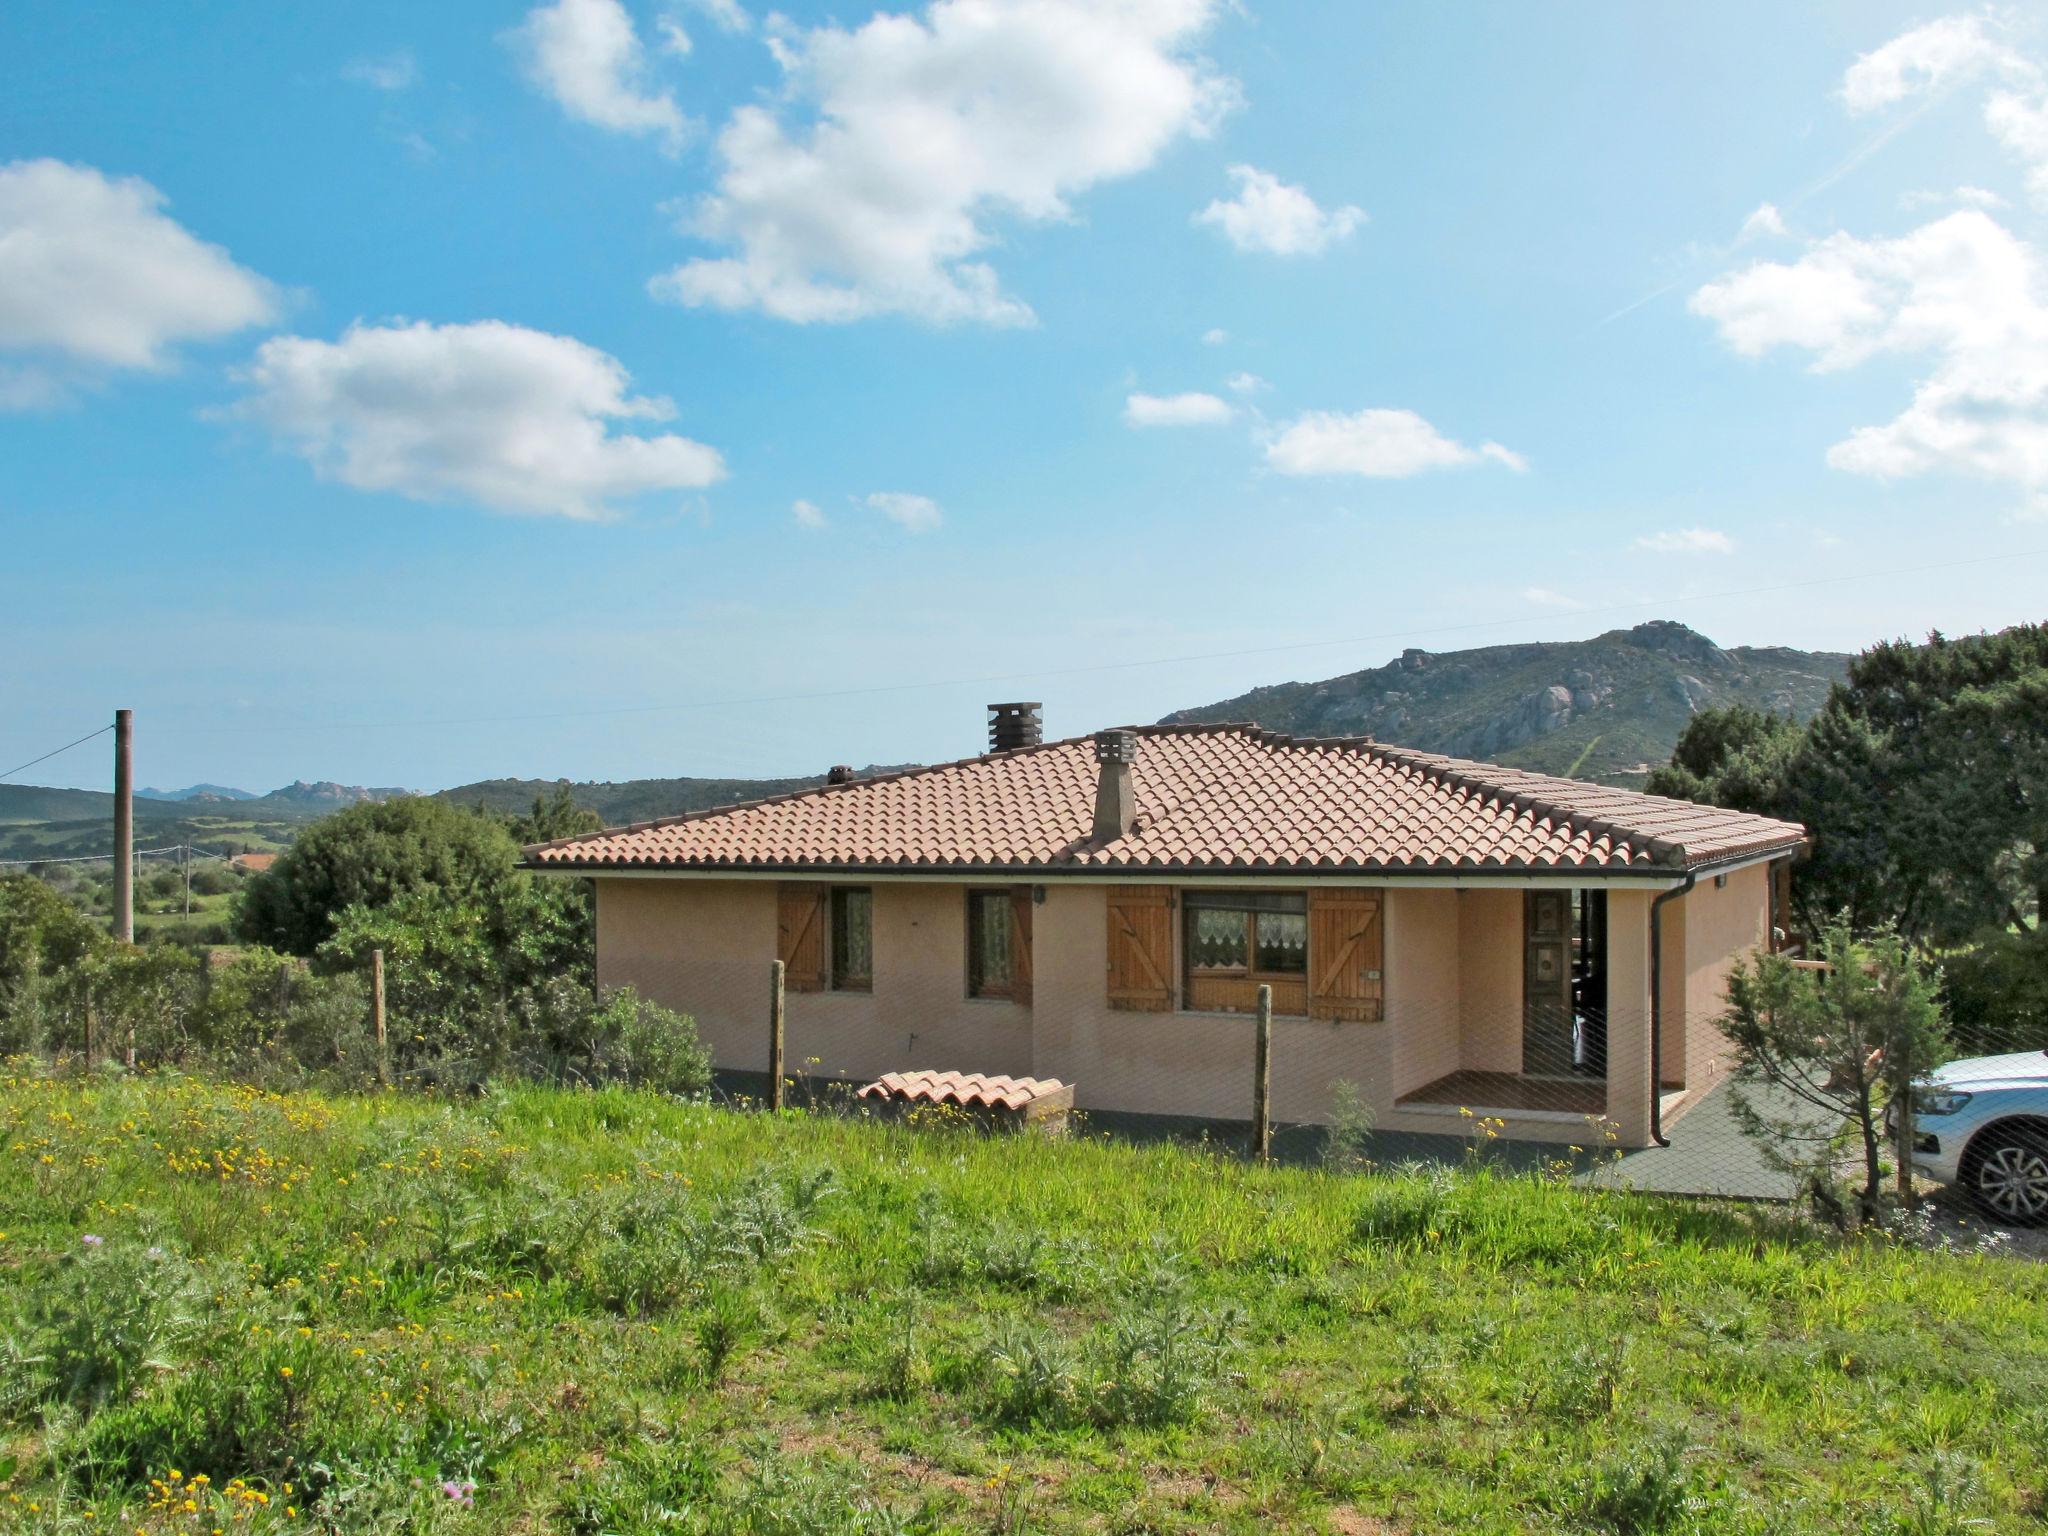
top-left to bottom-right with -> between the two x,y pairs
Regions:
1010,887 -> 1035,1007
1309,890 -> 1383,1022
777,883 -> 828,993
1106,885 -> 1174,1012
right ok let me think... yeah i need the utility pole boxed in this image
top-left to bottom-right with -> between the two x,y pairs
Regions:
112,709 -> 133,943
181,843 -> 190,918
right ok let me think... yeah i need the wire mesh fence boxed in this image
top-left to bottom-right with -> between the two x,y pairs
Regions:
5,873 -> 2045,1237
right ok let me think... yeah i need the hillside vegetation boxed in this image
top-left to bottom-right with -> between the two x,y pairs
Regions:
1161,621 -> 1847,784
1,1073 -> 2041,1534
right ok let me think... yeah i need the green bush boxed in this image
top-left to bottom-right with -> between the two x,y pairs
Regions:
1940,929 -> 2048,1056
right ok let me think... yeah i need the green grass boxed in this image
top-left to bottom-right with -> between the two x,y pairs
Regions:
1,1073 -> 2043,1534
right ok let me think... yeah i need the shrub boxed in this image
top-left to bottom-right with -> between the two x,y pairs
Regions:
1940,929 -> 2048,1056
550,983 -> 712,1097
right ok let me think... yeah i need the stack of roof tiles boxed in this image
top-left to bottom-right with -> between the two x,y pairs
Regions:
857,1070 -> 1069,1113
524,724 -> 1805,875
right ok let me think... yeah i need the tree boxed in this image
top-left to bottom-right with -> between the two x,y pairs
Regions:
1644,703 -> 1802,819
1651,626 -> 2048,946
1720,921 -> 1951,1225
234,797 -> 533,956
0,874 -> 107,1054
503,785 -> 604,846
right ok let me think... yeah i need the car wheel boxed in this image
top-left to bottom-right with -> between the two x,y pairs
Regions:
1966,1124 -> 2048,1227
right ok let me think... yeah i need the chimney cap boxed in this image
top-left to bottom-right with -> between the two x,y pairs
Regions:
987,701 -> 1044,754
826,764 -> 856,785
1094,728 -> 1138,764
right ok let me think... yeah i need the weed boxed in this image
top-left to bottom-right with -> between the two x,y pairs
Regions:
1882,1453 -> 1994,1535
1,1237 -> 199,1416
696,1281 -> 762,1383
977,1317 -> 1082,1428
1583,1434 -> 1698,1534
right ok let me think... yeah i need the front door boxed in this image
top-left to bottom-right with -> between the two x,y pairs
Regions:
1523,891 -> 1574,1076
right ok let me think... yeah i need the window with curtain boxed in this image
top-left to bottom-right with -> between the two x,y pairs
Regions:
1182,890 -> 1308,1015
830,887 -> 872,991
967,889 -> 1013,998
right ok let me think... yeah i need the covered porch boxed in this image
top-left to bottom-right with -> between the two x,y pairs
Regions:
1379,883 -> 1662,1145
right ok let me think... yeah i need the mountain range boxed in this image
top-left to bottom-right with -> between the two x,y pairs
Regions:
1,621 -> 1851,861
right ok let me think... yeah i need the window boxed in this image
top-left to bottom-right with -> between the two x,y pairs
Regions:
830,887 -> 872,992
1182,889 -> 1308,1016
967,889 -> 1013,998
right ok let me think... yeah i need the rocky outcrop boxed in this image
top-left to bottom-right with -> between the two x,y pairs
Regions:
1160,620 -> 1851,784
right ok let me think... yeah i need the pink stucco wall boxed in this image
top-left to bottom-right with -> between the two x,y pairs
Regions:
589,869 -> 1771,1148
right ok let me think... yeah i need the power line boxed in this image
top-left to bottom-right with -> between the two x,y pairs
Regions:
139,544 -> 2048,740
0,841 -> 216,869
1,724 -> 112,783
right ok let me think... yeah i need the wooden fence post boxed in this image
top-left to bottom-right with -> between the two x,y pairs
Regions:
371,947 -> 388,1088
1252,983 -> 1273,1161
768,959 -> 786,1111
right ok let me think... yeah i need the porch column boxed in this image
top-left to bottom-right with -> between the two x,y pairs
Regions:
1604,888 -> 1655,1148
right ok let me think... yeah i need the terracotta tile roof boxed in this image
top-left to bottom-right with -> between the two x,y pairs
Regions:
858,1070 -> 1071,1112
524,725 -> 1805,876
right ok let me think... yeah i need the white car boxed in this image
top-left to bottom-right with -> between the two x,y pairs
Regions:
1899,1049 -> 2048,1226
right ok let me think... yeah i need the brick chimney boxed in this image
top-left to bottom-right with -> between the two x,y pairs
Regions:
1092,729 -> 1138,841
826,765 -> 855,785
987,702 -> 1043,754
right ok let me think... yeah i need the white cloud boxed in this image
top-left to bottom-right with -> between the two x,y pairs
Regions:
344,51 -> 418,90
510,0 -> 688,154
236,319 -> 725,519
0,159 -> 276,395
1196,165 -> 1364,256
1987,86 -> 2048,202
655,16 -> 692,55
1523,586 -> 1585,611
1634,527 -> 1735,555
1224,370 -> 1266,395
1693,209 -> 2048,499
792,497 -> 825,528
1839,15 -> 2030,114
1840,17 -> 2048,204
1901,184 -> 2011,211
1124,390 -> 1231,427
866,491 -> 943,531
1265,407 -> 1526,479
650,0 -> 1232,325
683,0 -> 750,32
1200,327 -> 1229,345
1738,201 -> 1788,242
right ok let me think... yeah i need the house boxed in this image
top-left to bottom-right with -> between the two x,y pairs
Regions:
524,705 -> 1805,1149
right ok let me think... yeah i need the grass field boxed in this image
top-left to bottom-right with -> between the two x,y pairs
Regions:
1,1073 -> 2042,1534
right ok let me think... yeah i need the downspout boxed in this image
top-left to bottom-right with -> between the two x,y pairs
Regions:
1647,871 -> 1696,1148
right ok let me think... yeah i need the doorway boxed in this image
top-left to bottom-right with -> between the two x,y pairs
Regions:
1524,890 -> 1608,1077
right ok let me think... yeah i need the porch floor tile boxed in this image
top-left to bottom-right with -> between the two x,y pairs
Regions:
1397,1069 -> 1606,1117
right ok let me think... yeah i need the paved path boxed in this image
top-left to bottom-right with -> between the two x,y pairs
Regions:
1579,1077 -> 1837,1200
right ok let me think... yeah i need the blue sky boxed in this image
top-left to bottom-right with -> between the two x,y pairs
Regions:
5,1 -> 2048,794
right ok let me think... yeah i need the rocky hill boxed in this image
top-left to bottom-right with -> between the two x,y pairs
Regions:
1160,620 -> 1849,783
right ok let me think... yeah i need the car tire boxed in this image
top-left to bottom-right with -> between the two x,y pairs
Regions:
1963,1122 -> 2048,1228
